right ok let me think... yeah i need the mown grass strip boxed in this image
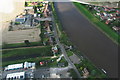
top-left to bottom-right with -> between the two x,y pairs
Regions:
51,2 -> 62,37
2,46 -> 52,58
67,50 -> 73,57
73,2 -> 120,45
51,3 -> 73,46
2,41 -> 43,49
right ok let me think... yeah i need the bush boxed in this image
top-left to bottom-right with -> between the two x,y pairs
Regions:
14,22 -> 20,25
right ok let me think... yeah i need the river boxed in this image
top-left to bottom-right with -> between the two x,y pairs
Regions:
54,2 -> 118,78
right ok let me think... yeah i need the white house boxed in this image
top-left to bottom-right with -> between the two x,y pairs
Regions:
6,72 -> 25,79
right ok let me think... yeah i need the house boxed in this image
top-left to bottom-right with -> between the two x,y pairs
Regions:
105,20 -> 110,24
15,17 -> 26,24
52,46 -> 58,53
112,26 -> 120,31
24,62 -> 35,69
4,63 -> 23,71
6,72 -> 25,79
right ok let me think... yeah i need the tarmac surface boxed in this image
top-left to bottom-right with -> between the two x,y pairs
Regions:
54,2 -> 118,78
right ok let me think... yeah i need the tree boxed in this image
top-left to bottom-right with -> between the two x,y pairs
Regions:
33,6 -> 37,13
24,40 -> 30,46
118,1 -> 120,8
25,2 -> 28,7
91,70 -> 97,76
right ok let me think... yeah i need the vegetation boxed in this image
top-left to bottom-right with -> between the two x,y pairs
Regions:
39,24 -> 49,45
60,32 -> 73,46
51,2 -> 73,46
66,50 -> 73,57
3,56 -> 67,68
14,22 -> 20,25
69,69 -> 79,78
2,41 -> 43,49
75,58 -> 107,78
36,57 -> 58,68
73,2 -> 120,45
58,57 -> 68,67
51,3 -> 62,36
2,46 -> 53,58
72,48 -> 107,78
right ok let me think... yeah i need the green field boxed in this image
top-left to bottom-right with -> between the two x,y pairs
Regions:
2,46 -> 52,58
2,41 -> 43,49
67,50 -> 73,57
73,2 -> 120,45
69,69 -> 79,78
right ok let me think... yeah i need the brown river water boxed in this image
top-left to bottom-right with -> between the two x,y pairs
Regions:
54,2 -> 118,78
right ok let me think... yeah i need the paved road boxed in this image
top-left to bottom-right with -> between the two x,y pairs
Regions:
54,2 -> 118,78
34,68 -> 50,78
24,14 -> 32,26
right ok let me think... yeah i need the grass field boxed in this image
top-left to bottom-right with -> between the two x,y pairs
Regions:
2,41 -> 43,49
2,46 -> 52,58
66,50 -> 73,57
69,69 -> 79,78
75,59 -> 107,78
73,2 -> 120,45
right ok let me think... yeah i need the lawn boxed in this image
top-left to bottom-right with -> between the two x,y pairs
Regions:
72,49 -> 107,78
73,2 -> 120,45
68,69 -> 79,78
51,3 -> 73,46
2,41 -> 43,49
39,25 -> 48,44
2,56 -> 67,68
51,2 -> 62,37
75,59 -> 107,78
66,50 -> 73,57
36,57 -> 59,68
58,57 -> 68,67
2,46 -> 53,58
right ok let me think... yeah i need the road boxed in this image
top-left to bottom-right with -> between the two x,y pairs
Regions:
54,2 -> 118,78
52,13 -> 81,78
24,14 -> 32,26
